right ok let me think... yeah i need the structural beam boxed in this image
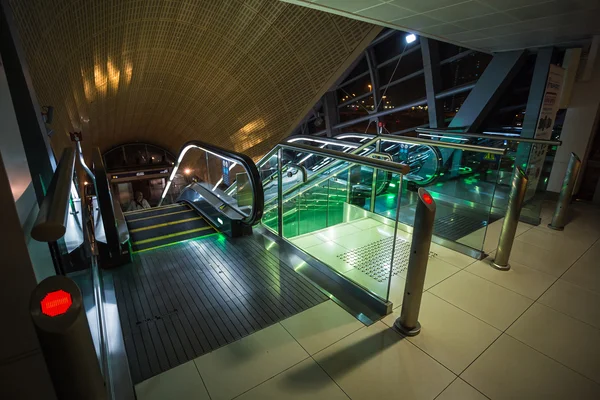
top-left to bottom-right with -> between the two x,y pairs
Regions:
449,50 -> 526,131
421,38 -> 444,128
323,91 -> 339,138
0,1 -> 56,204
521,47 -> 554,138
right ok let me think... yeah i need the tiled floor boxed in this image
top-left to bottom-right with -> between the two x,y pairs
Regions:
287,217 -> 470,302
135,201 -> 600,400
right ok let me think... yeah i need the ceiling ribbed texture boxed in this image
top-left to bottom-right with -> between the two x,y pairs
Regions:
9,0 -> 378,159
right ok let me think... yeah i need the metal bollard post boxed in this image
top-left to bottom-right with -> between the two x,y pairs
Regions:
492,168 -> 528,270
30,276 -> 107,400
549,153 -> 581,231
394,188 -> 436,336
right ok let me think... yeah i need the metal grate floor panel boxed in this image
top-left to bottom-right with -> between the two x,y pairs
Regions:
112,233 -> 328,384
433,213 -> 488,241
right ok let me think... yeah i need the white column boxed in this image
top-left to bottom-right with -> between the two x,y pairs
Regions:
548,46 -> 600,193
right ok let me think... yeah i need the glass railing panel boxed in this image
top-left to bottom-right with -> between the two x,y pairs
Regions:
271,146 -> 408,303
162,145 -> 255,219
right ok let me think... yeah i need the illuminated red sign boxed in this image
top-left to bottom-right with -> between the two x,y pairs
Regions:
422,192 -> 434,205
41,290 -> 72,317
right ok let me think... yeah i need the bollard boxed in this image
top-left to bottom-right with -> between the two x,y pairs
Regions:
492,168 -> 528,270
394,188 -> 436,336
30,276 -> 107,400
549,153 -> 581,231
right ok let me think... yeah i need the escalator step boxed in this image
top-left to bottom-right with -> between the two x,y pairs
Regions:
125,204 -> 188,221
129,218 -> 210,242
126,210 -> 198,230
131,226 -> 216,252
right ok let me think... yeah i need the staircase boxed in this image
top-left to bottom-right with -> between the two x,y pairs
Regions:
124,203 -> 216,252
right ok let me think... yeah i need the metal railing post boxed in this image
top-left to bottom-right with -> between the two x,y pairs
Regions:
549,152 -> 581,231
394,188 -> 436,336
492,168 -> 528,270
369,139 -> 381,212
277,147 -> 284,236
30,276 -> 107,400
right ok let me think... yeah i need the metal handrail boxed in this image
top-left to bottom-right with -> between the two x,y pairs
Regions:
160,140 -> 264,225
31,147 -> 76,242
279,143 -> 410,175
337,132 -> 508,155
286,135 -> 362,149
416,127 -> 563,146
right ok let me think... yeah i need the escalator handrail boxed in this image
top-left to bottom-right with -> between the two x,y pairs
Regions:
92,148 -> 125,256
336,132 -> 508,155
415,127 -> 562,146
279,143 -> 410,175
162,140 -> 264,225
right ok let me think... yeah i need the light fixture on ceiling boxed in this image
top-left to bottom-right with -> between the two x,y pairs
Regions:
184,168 -> 192,175
405,34 -> 417,44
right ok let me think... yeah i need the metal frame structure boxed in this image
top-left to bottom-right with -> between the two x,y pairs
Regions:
290,30 -> 483,140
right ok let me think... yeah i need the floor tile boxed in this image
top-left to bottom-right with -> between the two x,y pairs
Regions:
342,268 -> 390,300
481,219 -> 535,253
539,279 -> 600,329
386,274 -> 407,307
382,293 -> 501,374
314,322 -> 455,400
315,224 -> 360,241
349,217 -> 382,230
235,358 -> 349,400
462,334 -> 600,399
280,301 -> 363,355
430,243 -> 477,269
135,361 -> 210,400
436,378 -> 488,400
194,324 -> 309,400
420,257 -> 460,290
507,303 -> 600,384
290,234 -> 323,249
517,226 -> 594,254
466,257 -> 557,300
303,241 -> 354,273
429,271 -> 533,330
507,239 -> 581,276
562,241 -> 600,294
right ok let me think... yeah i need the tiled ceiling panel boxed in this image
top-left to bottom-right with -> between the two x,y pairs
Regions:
282,0 -> 600,53
8,0 -> 379,159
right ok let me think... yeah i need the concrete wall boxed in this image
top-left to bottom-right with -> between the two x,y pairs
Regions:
548,54 -> 600,193
0,56 -> 56,400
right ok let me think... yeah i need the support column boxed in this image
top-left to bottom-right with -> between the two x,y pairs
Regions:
421,38 -> 444,128
323,91 -> 339,138
366,48 -> 382,130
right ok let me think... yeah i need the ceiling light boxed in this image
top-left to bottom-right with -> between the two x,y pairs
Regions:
405,34 -> 417,44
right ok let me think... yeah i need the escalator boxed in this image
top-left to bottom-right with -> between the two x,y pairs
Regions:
125,203 -> 216,252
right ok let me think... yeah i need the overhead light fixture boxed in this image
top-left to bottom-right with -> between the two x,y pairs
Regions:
405,34 -> 417,44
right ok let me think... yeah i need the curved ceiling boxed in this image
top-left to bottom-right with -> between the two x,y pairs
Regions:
8,0 -> 379,159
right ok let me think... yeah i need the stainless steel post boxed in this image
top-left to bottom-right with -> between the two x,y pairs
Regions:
394,188 -> 436,336
492,168 -> 528,270
549,152 -> 581,231
369,140 -> 381,212
277,147 -> 284,236
30,276 -> 107,400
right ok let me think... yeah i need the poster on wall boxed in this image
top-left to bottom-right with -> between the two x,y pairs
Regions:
525,64 -> 565,201
222,160 -> 230,186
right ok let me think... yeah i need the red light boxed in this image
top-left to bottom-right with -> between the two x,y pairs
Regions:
422,192 -> 433,205
41,290 -> 72,317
